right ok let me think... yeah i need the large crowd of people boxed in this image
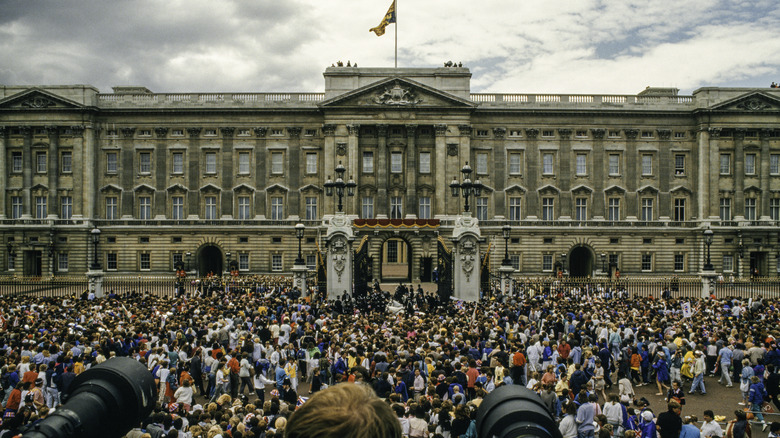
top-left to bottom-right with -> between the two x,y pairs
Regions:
0,275 -> 779,438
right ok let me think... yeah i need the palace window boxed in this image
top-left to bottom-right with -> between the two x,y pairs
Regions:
641,154 -> 653,176
542,153 -> 554,175
509,153 -> 522,175
641,198 -> 653,221
237,196 -> 251,220
12,152 -> 22,173
542,254 -> 553,271
608,154 -> 620,176
272,254 -> 283,271
541,197 -> 554,221
509,197 -> 522,221
58,253 -> 69,272
35,196 -> 47,218
745,198 -> 756,221
271,197 -> 284,220
362,196 -> 374,219
719,198 -> 731,221
306,152 -> 317,174
239,152 -> 251,175
271,152 -> 284,174
720,154 -> 731,175
139,152 -> 151,174
205,152 -> 217,174
475,197 -> 488,221
771,154 -> 779,175
391,152 -> 403,173
363,152 -> 374,173
641,253 -> 653,271
390,196 -> 403,219
172,152 -> 184,174
205,196 -> 218,219
674,254 -> 685,271
106,197 -> 118,220
106,152 -> 118,173
36,152 -> 47,173
61,196 -> 72,219
61,151 -> 72,173
418,197 -> 431,219
576,154 -> 587,176
476,152 -> 488,175
239,253 -> 249,271
575,198 -> 587,221
674,154 -> 685,175
139,196 -> 151,220
607,198 -> 620,221
305,197 -> 318,220
673,198 -> 686,221
106,253 -> 118,271
745,153 -> 756,175
11,196 -> 22,219
140,253 -> 151,271
419,152 -> 431,174
770,198 -> 779,221
172,196 -> 184,220
723,255 -> 734,272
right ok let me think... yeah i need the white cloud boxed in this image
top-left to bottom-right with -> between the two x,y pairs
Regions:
0,0 -> 778,94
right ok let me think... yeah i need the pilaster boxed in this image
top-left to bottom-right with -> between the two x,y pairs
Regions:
346,124 -> 360,214
21,126 -> 32,217
322,124 -> 337,215
434,124 -> 448,217
220,127 -> 235,218
0,126 -> 6,218
405,124 -> 418,216
120,127 -> 135,218
376,125 -> 389,215
759,129 -> 771,218
187,127 -> 201,218
154,127 -> 168,218
253,127 -> 268,218
733,128 -> 745,215
46,126 -> 59,218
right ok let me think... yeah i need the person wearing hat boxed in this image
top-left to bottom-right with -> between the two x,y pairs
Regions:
653,351 -> 671,396
689,351 -> 707,395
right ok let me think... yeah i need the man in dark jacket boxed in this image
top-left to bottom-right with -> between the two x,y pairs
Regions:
656,401 -> 683,438
570,363 -> 589,395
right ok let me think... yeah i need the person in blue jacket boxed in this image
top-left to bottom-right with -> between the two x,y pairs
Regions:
653,351 -> 671,396
748,375 -> 768,431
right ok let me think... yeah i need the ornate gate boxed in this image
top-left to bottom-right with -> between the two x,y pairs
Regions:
353,235 -> 372,298
481,251 -> 491,295
437,236 -> 453,303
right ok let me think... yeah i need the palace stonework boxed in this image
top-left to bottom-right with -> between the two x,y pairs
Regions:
1,67 -> 779,280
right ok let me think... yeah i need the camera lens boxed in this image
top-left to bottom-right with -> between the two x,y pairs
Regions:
476,385 -> 562,438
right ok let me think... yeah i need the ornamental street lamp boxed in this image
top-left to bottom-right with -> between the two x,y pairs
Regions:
600,253 -> 606,274
295,223 -> 305,265
450,162 -> 485,213
324,161 -> 356,213
91,228 -> 101,270
501,223 -> 512,267
185,252 -> 192,271
48,231 -> 55,259
560,253 -> 568,275
703,228 -> 714,271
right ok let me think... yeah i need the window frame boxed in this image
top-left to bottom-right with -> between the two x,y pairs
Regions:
271,152 -> 284,175
61,151 -> 72,174
171,196 -> 184,220
390,196 -> 403,219
508,152 -> 522,176
238,152 -> 251,175
476,152 -> 488,175
719,197 -> 731,221
607,198 -> 620,221
139,196 -> 152,220
608,153 -> 620,176
106,196 -> 118,220
641,198 -> 653,221
35,196 -> 47,218
419,151 -> 431,174
60,196 -> 72,219
305,196 -> 318,221
362,196 -> 374,219
745,153 -> 757,175
106,151 -> 118,174
12,152 -> 23,173
390,152 -> 403,174
720,153 -> 732,175
575,154 -> 587,176
418,196 -> 431,219
204,195 -> 218,220
205,152 -> 217,175
270,196 -> 284,220
542,153 -> 554,175
541,197 -> 554,221
508,197 -> 522,221
641,154 -> 653,176
674,154 -> 685,176
172,152 -> 184,174
237,196 -> 251,220
36,151 -> 47,173
575,197 -> 587,221
139,151 -> 152,174
362,151 -> 374,174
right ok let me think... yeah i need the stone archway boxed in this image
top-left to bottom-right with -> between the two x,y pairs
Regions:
569,245 -> 594,278
198,244 -> 223,277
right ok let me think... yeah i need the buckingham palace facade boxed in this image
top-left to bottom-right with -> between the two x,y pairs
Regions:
1,67 -> 779,280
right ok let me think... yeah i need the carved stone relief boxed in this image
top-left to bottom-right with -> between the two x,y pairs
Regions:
373,81 -> 422,106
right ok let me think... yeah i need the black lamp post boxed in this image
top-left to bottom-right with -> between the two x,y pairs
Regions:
90,228 -> 101,270
324,161 -> 356,213
560,253 -> 567,275
225,252 -> 232,272
703,228 -> 714,271
501,224 -> 511,267
185,252 -> 192,271
295,223 -> 305,265
48,231 -> 55,259
450,162 -> 485,213
600,253 -> 606,274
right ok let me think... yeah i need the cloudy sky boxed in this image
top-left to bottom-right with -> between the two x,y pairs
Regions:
2,0 -> 779,95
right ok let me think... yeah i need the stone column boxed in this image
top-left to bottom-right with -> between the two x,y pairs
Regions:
154,127 -> 168,218
253,127 -> 267,218
499,264 -> 515,296
21,126 -> 32,217
186,128 -> 202,218
699,270 -> 717,299
524,129 -> 540,216
733,128 -> 746,216
287,127 -> 302,218
0,126 -> 6,218
760,129 -> 771,219
557,129 -> 572,217
434,124 -> 448,217
220,127 -> 235,218
451,214 -> 482,302
493,127 -> 507,215
47,126 -> 59,218
79,125 -> 95,219
698,128 -> 711,219
292,263 -> 308,296
706,128 -> 720,219
87,269 -> 105,298
346,124 -> 360,214
120,127 -> 136,218
405,124 -> 418,217
376,125 -> 389,216
322,125 -> 337,214
326,212 -> 354,299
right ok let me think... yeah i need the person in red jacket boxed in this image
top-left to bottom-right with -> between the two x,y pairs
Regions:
465,359 -> 479,400
3,382 -> 24,418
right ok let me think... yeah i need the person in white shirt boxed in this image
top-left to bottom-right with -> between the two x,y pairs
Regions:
700,410 -> 724,438
173,379 -> 194,409
603,394 -> 623,433
558,401 -> 578,438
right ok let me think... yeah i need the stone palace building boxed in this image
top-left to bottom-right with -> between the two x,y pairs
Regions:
1,67 -> 779,281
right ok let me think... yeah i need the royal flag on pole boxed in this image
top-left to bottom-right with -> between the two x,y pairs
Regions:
369,1 -> 396,36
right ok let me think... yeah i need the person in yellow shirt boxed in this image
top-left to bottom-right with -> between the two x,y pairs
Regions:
284,359 -> 298,392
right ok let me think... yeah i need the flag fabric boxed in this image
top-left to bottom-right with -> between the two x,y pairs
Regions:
681,301 -> 692,318
369,1 -> 396,36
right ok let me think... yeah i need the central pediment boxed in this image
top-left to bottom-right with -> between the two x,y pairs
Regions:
318,77 -> 476,109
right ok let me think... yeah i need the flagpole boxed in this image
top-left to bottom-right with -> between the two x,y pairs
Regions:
394,0 -> 398,68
